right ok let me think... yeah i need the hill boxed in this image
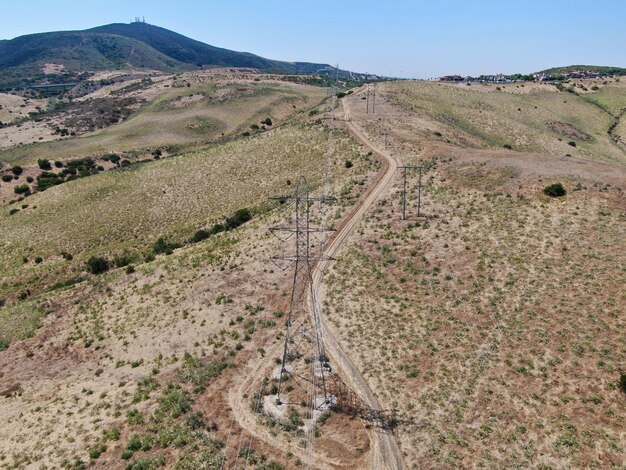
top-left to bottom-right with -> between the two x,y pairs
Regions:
89,22 -> 337,75
0,22 -> 354,90
538,65 -> 626,75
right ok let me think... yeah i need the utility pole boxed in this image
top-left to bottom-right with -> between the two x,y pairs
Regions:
372,83 -> 376,114
398,165 -> 426,219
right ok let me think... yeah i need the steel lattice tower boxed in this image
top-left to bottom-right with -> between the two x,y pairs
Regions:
270,177 -> 335,408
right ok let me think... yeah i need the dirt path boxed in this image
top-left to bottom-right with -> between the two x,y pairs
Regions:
312,92 -> 404,470
227,88 -> 404,469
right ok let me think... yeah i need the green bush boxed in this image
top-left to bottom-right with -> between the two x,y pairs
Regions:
178,352 -> 228,393
37,159 -> 52,170
345,160 -> 353,168
14,184 -> 30,194
126,455 -> 165,470
191,229 -> 210,243
225,208 -> 252,230
155,384 -> 192,419
86,256 -> 110,274
153,237 -> 181,255
113,252 -> 135,267
88,443 -> 107,460
568,141 -> 577,147
263,117 -> 272,126
1,175 -> 12,182
11,166 -> 23,176
543,182 -> 566,198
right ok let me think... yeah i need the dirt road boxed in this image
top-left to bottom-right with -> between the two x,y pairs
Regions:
312,92 -> 404,470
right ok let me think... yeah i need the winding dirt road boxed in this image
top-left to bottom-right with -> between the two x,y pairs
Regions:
312,93 -> 403,470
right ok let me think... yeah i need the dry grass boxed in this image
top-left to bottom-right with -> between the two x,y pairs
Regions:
0,122 -> 363,303
384,80 -> 626,164
321,87 -> 626,468
0,106 -> 379,468
0,79 -> 326,164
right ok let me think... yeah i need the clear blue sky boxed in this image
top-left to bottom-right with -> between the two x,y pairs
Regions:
1,0 -> 624,77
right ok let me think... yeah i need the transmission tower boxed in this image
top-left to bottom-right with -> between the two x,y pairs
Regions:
269,177 -> 335,409
398,165 -> 426,219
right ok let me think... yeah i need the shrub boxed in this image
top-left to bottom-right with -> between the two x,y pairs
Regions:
126,455 -> 165,470
345,160 -> 353,168
113,252 -> 134,268
153,237 -> 180,255
210,223 -> 225,235
54,160 -> 64,168
503,144 -> 512,150
86,256 -> 110,274
568,140 -> 576,147
1,175 -> 12,182
619,372 -> 626,395
11,166 -> 23,175
89,443 -> 107,460
14,184 -> 30,194
126,435 -> 142,452
336,92 -> 347,98
178,352 -> 228,393
250,124 -> 259,130
26,176 -> 34,183
34,256 -> 43,264
191,229 -> 210,243
263,117 -> 273,126
155,384 -> 192,419
543,183 -> 566,198
37,159 -> 52,170
225,208 -> 252,230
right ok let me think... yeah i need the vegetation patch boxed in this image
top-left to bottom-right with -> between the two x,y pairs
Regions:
0,302 -> 45,350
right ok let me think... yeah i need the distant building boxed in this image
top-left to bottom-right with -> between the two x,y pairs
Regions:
440,75 -> 463,82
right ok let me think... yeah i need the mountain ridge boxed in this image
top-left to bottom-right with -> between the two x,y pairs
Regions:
0,22 -> 353,90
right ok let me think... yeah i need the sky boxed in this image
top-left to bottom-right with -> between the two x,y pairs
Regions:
1,0 -> 625,78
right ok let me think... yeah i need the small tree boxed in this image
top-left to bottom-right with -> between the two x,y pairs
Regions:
543,183 -> 566,198
14,184 -> 30,195
225,208 -> 252,230
86,256 -> 109,275
153,237 -> 180,255
263,117 -> 272,126
11,166 -> 23,176
37,159 -> 52,170
191,229 -> 210,243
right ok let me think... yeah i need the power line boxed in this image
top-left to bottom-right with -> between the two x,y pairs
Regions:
398,165 -> 426,220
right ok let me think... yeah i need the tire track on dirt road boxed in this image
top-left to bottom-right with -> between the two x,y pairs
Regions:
312,92 -> 404,470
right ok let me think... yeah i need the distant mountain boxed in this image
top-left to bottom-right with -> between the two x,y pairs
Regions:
88,23 -> 336,74
0,22 -> 355,90
537,65 -> 626,76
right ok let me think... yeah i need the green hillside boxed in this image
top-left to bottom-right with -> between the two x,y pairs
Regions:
0,22 -> 356,90
538,65 -> 626,75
